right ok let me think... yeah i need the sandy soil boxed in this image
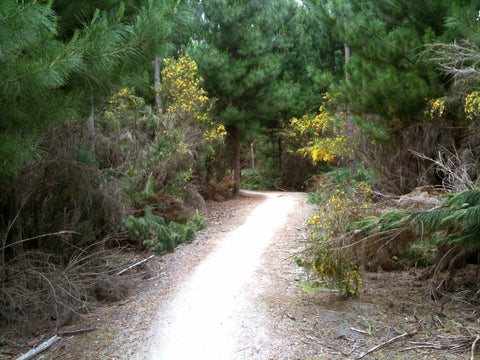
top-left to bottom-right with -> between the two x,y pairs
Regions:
5,191 -> 479,360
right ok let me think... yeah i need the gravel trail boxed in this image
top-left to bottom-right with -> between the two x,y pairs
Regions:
144,192 -> 298,359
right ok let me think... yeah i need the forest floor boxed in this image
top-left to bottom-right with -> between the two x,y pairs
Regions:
3,191 -> 479,359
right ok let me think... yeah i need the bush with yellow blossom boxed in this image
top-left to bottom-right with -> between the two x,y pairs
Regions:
465,91 -> 480,121
300,167 -> 376,297
161,55 -> 226,142
287,93 -> 349,164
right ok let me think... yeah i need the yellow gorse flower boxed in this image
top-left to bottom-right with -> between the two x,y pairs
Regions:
288,93 -> 350,164
465,91 -> 480,120
161,55 -> 226,141
425,97 -> 446,120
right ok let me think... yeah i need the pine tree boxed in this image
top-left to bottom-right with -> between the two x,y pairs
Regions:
0,0 -> 83,186
0,0 -> 189,184
191,0 -> 315,192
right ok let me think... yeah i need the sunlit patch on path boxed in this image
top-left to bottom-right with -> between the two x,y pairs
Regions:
145,192 -> 295,359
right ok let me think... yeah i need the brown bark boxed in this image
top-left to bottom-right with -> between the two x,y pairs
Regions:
86,98 -> 95,161
232,126 -> 241,196
154,55 -> 162,118
250,140 -> 255,169
344,13 -> 356,176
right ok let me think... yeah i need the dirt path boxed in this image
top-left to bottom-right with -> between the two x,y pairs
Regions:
39,191 -> 316,359
143,191 -> 304,359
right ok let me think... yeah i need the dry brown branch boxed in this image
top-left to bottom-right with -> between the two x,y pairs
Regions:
0,236 -> 139,330
400,335 -> 480,356
356,332 -> 414,359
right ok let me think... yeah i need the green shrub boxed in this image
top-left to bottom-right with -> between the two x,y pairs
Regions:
324,164 -> 378,186
400,238 -> 437,268
124,207 -> 206,253
241,168 -> 281,190
306,189 -> 324,205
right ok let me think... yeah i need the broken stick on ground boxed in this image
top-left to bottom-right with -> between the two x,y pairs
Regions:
356,332 -> 415,360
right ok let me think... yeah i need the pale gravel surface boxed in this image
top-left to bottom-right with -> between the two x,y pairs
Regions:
143,191 -> 301,359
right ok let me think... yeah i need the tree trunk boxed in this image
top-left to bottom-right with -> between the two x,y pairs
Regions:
344,12 -> 356,176
86,98 -> 95,161
232,126 -> 241,196
250,140 -> 255,169
154,55 -> 162,118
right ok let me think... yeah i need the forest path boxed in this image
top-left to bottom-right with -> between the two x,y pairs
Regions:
47,191 -> 317,359
142,191 -> 312,359
30,190 -> 474,360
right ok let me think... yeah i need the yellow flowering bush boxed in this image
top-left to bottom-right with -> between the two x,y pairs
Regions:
425,97 -> 446,120
313,249 -> 361,297
303,181 -> 373,297
161,55 -> 225,141
308,182 -> 372,241
102,87 -> 154,131
307,189 -> 352,240
465,91 -> 480,120
288,93 -> 349,164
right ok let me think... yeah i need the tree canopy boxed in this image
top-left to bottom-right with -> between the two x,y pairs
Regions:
2,0 -> 480,191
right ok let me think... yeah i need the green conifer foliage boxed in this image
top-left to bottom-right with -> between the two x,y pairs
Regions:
191,0 -> 323,190
412,190 -> 480,251
124,207 -> 206,253
334,0 -> 449,128
0,0 -> 82,185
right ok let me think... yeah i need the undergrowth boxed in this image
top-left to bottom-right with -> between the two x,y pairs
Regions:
0,57 -> 221,331
241,168 -> 281,190
302,163 -> 480,297
298,166 -> 377,297
124,207 -> 206,253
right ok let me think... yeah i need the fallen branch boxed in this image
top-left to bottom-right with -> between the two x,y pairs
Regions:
351,327 -> 369,335
356,332 -> 414,360
471,335 -> 480,360
117,254 -> 155,275
400,344 -> 444,352
14,328 -> 102,360
15,335 -> 60,360
58,327 -> 102,336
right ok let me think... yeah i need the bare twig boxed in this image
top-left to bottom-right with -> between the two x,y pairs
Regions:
305,335 -> 350,357
350,327 -> 369,335
423,40 -> 480,85
15,335 -> 60,360
471,335 -> 480,360
58,327 -> 102,336
116,254 -> 155,275
2,231 -> 81,251
356,332 -> 414,360
410,149 -> 478,192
